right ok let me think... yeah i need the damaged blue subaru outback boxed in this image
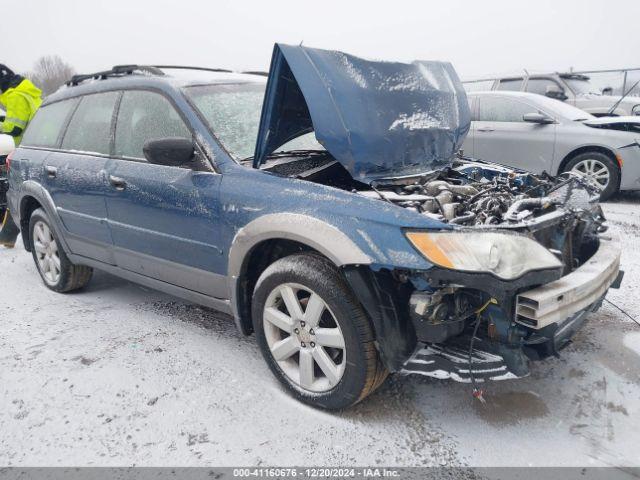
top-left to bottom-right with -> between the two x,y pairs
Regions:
6,44 -> 623,409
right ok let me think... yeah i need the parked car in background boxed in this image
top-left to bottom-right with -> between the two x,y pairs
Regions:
464,73 -> 640,117
463,91 -> 640,199
6,46 -> 621,409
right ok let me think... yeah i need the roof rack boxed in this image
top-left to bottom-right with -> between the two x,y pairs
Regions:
152,65 -> 233,74
153,66 -> 269,77
67,64 -> 165,86
241,70 -> 269,77
66,64 -> 268,87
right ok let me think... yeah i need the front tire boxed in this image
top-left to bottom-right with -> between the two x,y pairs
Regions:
29,208 -> 93,292
252,253 -> 387,409
563,151 -> 619,200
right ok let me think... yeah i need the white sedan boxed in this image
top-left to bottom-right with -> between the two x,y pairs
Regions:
463,91 -> 640,199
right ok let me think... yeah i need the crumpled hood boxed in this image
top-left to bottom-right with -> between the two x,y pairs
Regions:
253,44 -> 471,183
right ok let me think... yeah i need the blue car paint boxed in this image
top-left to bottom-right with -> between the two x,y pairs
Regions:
45,150 -> 116,264
217,164 -> 448,273
254,44 -> 471,182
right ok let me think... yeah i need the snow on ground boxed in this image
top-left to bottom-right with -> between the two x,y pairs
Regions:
1,196 -> 639,467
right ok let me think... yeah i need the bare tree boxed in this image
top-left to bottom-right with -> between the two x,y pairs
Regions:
26,55 -> 75,97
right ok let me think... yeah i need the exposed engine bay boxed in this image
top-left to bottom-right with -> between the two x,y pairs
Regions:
359,158 -> 603,227
257,149 -> 604,230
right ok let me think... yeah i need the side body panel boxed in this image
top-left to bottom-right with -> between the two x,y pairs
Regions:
104,160 -> 226,298
43,151 -> 114,263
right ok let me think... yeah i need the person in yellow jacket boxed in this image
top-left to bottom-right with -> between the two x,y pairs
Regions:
0,64 -> 42,146
0,64 -> 41,247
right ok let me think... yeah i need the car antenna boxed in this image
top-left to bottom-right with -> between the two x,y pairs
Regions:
607,78 -> 640,116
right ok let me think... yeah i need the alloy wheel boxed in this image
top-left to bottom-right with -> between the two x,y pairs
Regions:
263,283 -> 346,392
33,220 -> 61,285
571,158 -> 610,189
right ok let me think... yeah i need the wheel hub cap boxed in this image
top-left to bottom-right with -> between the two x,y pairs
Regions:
295,323 -> 314,345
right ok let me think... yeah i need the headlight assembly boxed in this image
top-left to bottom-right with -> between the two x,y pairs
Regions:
632,104 -> 640,116
405,231 -> 562,280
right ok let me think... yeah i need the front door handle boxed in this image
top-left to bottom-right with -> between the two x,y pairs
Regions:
477,127 -> 495,132
109,175 -> 127,191
45,165 -> 57,178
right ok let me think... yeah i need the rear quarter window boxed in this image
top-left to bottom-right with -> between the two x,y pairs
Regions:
20,98 -> 79,148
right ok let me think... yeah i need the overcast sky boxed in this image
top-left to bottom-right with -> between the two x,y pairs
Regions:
7,0 -> 640,79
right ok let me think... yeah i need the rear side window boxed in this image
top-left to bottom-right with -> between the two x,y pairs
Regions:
21,98 -> 78,148
62,91 -> 119,155
478,96 -> 534,122
526,78 -> 561,96
115,90 -> 190,159
496,78 -> 523,91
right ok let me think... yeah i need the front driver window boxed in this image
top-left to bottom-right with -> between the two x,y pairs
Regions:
478,96 -> 533,122
115,90 -> 190,159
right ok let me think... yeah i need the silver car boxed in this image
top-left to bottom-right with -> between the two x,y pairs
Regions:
464,73 -> 640,117
463,91 -> 640,199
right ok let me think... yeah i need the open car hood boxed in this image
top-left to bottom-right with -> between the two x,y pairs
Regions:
253,44 -> 471,183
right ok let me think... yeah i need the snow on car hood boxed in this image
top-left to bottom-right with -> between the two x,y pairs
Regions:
253,44 -> 471,183
582,116 -> 640,127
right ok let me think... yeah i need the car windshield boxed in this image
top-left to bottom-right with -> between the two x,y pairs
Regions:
564,77 -> 601,96
184,83 -> 323,160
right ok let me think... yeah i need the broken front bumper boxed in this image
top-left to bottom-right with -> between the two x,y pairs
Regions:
515,235 -> 621,329
402,235 -> 622,383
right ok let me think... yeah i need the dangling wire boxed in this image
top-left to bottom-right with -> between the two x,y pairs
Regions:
468,298 -> 496,404
604,298 -> 640,328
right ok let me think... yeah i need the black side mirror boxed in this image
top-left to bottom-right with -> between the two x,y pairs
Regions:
523,112 -> 555,124
602,86 -> 613,96
143,137 -> 195,167
545,85 -> 568,101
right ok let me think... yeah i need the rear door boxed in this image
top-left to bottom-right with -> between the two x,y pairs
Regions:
104,89 -> 225,298
472,95 -> 556,174
45,91 -> 119,264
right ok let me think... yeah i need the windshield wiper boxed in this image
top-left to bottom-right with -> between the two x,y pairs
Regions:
242,149 -> 327,163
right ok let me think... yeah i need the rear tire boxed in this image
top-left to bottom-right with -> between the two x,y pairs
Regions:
252,253 -> 388,409
563,151 -> 619,201
28,208 -> 92,292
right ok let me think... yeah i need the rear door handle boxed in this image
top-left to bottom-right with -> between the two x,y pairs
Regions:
109,175 -> 127,190
477,127 -> 495,132
45,165 -> 57,178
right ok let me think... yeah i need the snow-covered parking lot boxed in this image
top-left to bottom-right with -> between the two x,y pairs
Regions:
1,198 -> 639,468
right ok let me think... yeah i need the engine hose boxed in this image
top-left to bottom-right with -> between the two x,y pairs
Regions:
449,212 -> 476,225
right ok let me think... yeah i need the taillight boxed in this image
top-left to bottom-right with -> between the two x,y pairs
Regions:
5,150 -> 14,172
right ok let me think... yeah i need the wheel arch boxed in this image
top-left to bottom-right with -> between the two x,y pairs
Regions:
227,213 -> 371,336
16,181 -> 70,254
